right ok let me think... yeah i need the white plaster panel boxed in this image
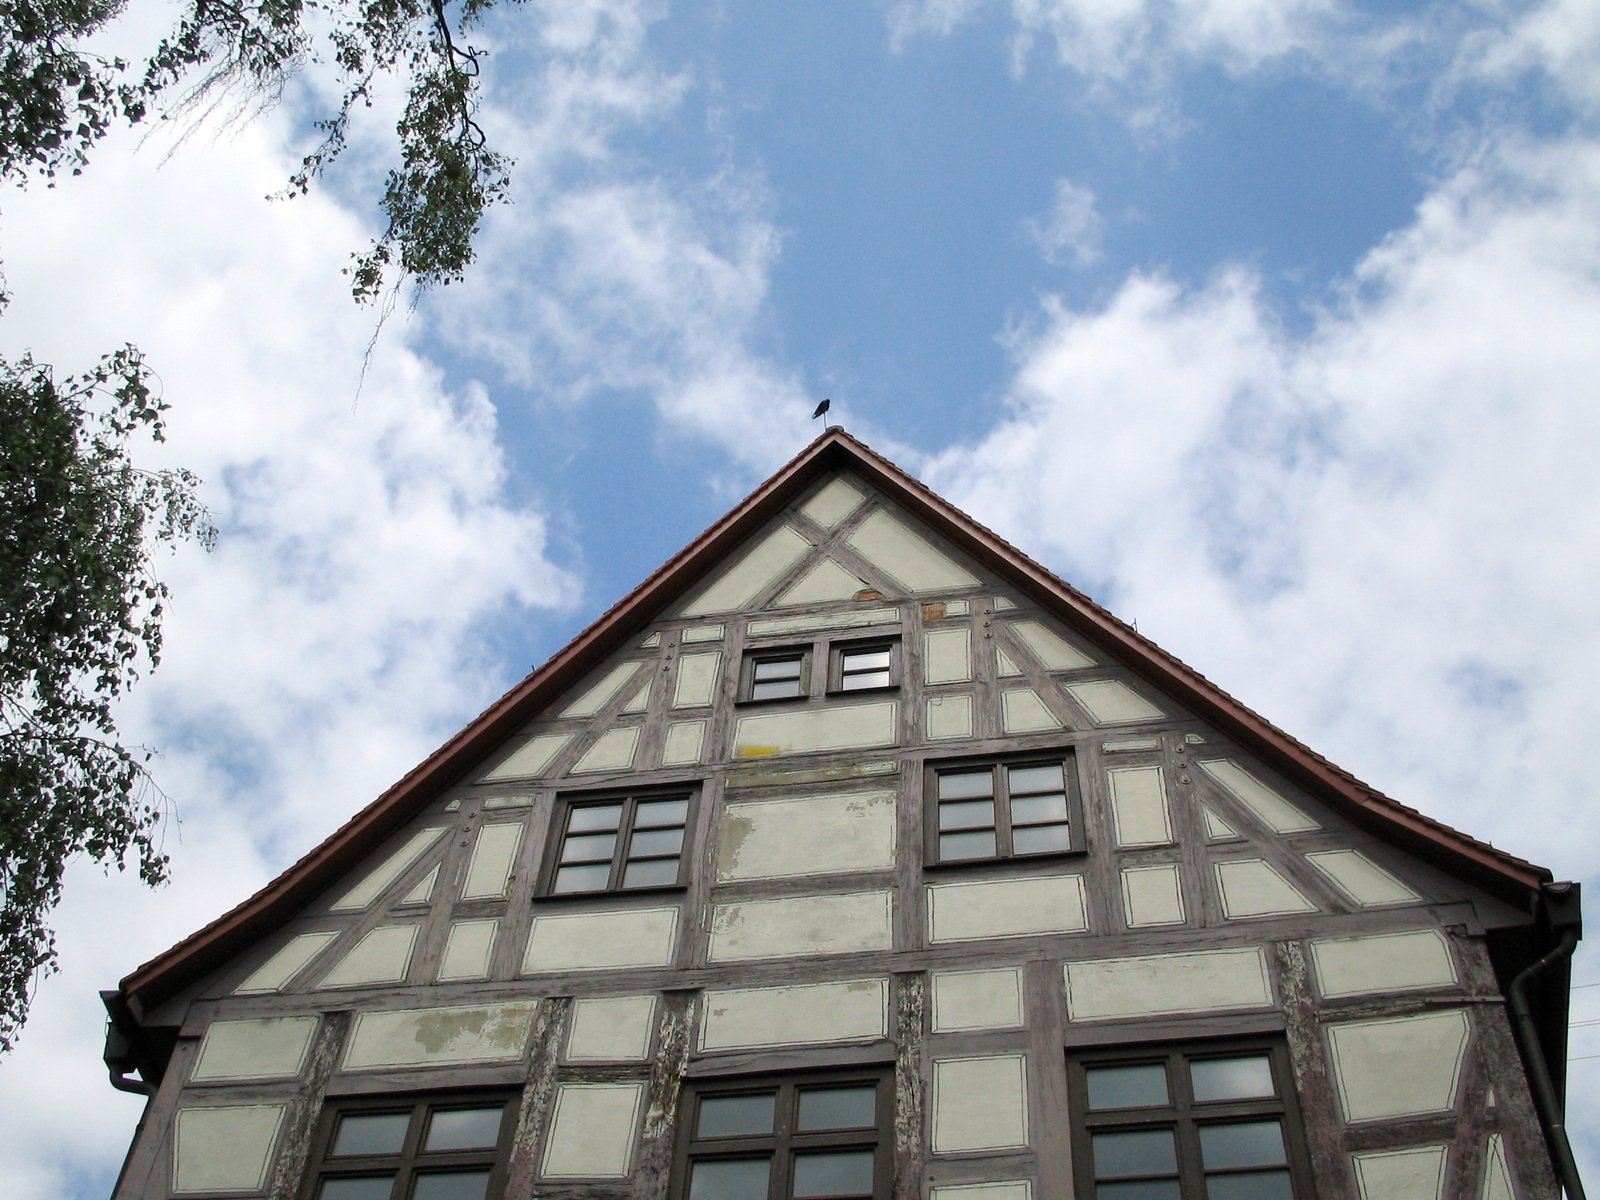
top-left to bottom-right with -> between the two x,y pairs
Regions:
320,924 -> 418,987
482,731 -> 573,782
1001,688 -> 1060,733
1121,864 -> 1185,927
234,931 -> 339,994
672,651 -> 723,708
924,627 -> 973,683
192,1017 -> 318,1082
344,1002 -> 537,1070
460,822 -> 524,899
944,599 -> 970,615
1327,1010 -> 1471,1122
1064,947 -> 1273,1020
732,700 -> 898,758
1197,759 -> 1320,832
1103,736 -> 1162,752
572,726 -> 641,773
524,907 -> 679,972
1108,765 -> 1172,847
568,995 -> 657,1061
560,661 -> 640,717
1215,859 -> 1318,919
926,694 -> 974,740
540,1082 -> 646,1178
1483,1133 -> 1515,1200
717,789 -> 896,881
931,1184 -> 1032,1200
931,1055 -> 1029,1153
437,919 -> 499,982
1307,849 -> 1421,906
927,874 -> 1087,944
330,827 -> 447,911
930,967 -> 1025,1032
401,863 -> 441,904
992,596 -> 1016,610
776,557 -> 868,606
682,623 -> 724,643
1202,807 -> 1239,840
846,509 -> 980,591
171,1105 -> 286,1193
1351,1145 -> 1448,1200
661,719 -> 707,765
1065,679 -> 1165,724
1311,929 -> 1457,998
701,978 -> 889,1051
747,606 -> 899,638
708,890 -> 893,961
996,647 -> 1022,676
619,678 -> 651,713
801,477 -> 865,528
641,632 -> 661,648
1012,620 -> 1094,670
683,525 -> 812,616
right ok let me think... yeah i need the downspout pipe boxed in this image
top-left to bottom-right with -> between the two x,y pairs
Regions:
1508,881 -> 1585,1200
101,990 -> 154,1097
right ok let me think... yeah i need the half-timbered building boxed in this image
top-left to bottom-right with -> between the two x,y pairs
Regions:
102,429 -> 1583,1200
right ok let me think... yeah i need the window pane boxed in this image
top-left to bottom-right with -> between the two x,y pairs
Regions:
552,863 -> 611,893
793,1149 -> 875,1197
1007,763 -> 1064,794
1012,823 -> 1071,855
568,804 -> 623,832
634,798 -> 690,828
752,679 -> 803,701
838,669 -> 891,690
1191,1056 -> 1276,1102
411,1170 -> 491,1200
1092,1129 -> 1179,1178
1096,1182 -> 1182,1200
697,1093 -> 776,1138
938,770 -> 994,800
320,1177 -> 396,1200
797,1086 -> 877,1130
754,658 -> 803,681
1010,793 -> 1069,825
842,649 -> 892,672
1199,1122 -> 1287,1170
629,827 -> 684,856
1205,1170 -> 1295,1200
424,1106 -> 504,1151
622,858 -> 680,888
939,830 -> 997,860
938,799 -> 996,831
1087,1063 -> 1170,1110
559,832 -> 617,863
689,1158 -> 771,1200
331,1112 -> 410,1156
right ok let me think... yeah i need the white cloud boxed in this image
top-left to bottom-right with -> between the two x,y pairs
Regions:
928,129 -> 1600,1180
1459,0 -> 1600,113
1026,177 -> 1105,267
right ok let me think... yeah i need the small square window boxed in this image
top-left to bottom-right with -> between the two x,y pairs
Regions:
542,789 -> 695,896
926,751 -> 1082,865
830,641 -> 898,694
304,1093 -> 516,1200
741,647 -> 812,703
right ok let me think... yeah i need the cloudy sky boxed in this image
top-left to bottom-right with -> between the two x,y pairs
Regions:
2,0 -> 1598,1193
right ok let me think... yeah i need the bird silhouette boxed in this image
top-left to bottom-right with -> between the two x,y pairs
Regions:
812,398 -> 831,420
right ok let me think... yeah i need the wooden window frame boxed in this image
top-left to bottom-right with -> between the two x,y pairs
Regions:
299,1090 -> 518,1200
923,748 -> 1085,868
671,1067 -> 894,1200
739,645 -> 813,704
825,638 -> 901,697
1066,1038 -> 1313,1200
538,786 -> 698,898
740,636 -> 902,704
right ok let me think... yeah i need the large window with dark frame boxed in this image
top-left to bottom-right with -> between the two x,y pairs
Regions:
927,752 -> 1082,864
1067,1040 -> 1311,1200
301,1092 -> 517,1200
542,788 -> 694,895
674,1070 -> 892,1200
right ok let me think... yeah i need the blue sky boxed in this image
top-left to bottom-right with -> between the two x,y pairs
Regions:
2,0 -> 1598,1193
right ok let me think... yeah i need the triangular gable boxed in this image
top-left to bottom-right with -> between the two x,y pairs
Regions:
118,429 -> 1549,1016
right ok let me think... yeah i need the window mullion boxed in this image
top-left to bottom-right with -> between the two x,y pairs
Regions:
612,798 -> 639,890
993,766 -> 1014,857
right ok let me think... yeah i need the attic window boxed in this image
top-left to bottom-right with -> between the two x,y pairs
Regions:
741,637 -> 900,703
926,751 -> 1083,865
542,789 -> 695,896
832,642 -> 895,693
746,650 -> 809,702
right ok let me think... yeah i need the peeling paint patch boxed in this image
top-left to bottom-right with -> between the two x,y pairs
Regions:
344,1002 -> 537,1070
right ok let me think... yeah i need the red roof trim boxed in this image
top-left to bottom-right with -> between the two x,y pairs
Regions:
119,429 -> 1548,1014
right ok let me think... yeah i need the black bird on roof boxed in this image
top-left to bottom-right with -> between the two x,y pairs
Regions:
812,398 -> 831,420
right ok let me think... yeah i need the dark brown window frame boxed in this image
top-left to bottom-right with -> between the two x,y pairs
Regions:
825,638 -> 901,697
299,1089 -> 519,1200
739,635 -> 902,705
739,644 -> 814,704
1066,1038 -> 1313,1200
923,748 -> 1085,868
537,786 -> 698,898
671,1067 -> 894,1200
